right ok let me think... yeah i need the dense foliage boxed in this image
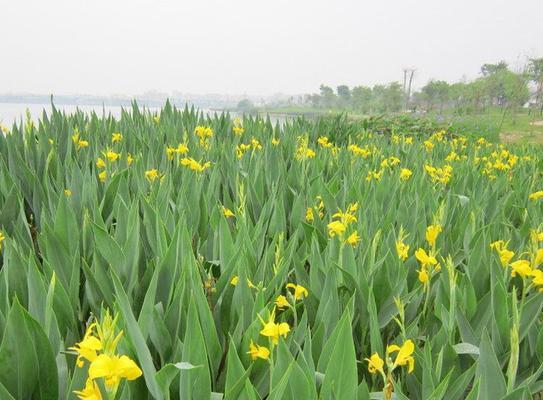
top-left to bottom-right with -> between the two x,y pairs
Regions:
0,103 -> 543,399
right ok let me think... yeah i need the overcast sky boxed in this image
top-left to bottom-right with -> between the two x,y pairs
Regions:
2,0 -> 542,96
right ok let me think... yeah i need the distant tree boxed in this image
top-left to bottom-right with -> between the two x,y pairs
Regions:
351,86 -> 372,113
527,58 -> 543,113
237,99 -> 254,111
481,61 -> 508,77
421,80 -> 450,111
336,85 -> 351,108
319,85 -> 337,108
385,82 -> 404,112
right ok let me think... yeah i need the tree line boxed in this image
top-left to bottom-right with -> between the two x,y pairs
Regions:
302,58 -> 543,115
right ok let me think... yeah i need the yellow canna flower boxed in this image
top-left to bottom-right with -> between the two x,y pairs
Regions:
88,354 -> 142,388
425,225 -> 442,248
534,249 -> 543,267
166,146 -> 176,160
306,207 -> 314,222
399,168 -> 413,181
145,169 -> 159,182
96,158 -> 106,169
247,340 -> 270,360
424,140 -> 434,151
98,171 -> 107,183
345,231 -> 361,246
286,283 -> 308,300
105,150 -> 120,162
490,240 -> 515,267
176,143 -> 189,154
64,189 -> 72,197
511,260 -> 532,278
275,295 -> 290,309
180,157 -> 211,173
233,126 -> 244,136
271,138 -> 280,146
222,206 -> 235,218
327,220 -> 346,237
387,339 -> 415,373
417,268 -> 429,284
69,323 -> 102,368
127,153 -> 134,166
415,248 -> 437,267
78,140 -> 89,149
258,309 -> 290,345
230,275 -> 239,286
111,132 -> 123,143
364,353 -> 384,375
396,241 -> 409,261
73,378 -> 102,400
529,191 -> 543,201
531,269 -> 543,291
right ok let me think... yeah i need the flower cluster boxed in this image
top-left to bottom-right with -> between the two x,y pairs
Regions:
70,311 -> 142,399
327,203 -> 360,246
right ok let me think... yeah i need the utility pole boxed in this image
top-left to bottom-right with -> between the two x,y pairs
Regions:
403,68 -> 415,111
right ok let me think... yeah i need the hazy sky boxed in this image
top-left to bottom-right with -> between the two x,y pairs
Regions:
2,0 -> 542,96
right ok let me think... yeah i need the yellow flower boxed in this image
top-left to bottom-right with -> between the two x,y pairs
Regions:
78,140 -> 89,149
318,136 -> 333,148
258,309 -> 290,345
286,283 -> 308,300
424,140 -> 434,151
534,249 -> 543,267
387,339 -> 415,373
233,126 -> 245,136
332,207 -> 357,225
180,157 -> 211,173
531,269 -> 543,291
127,153 -> 134,166
176,143 -> 189,154
327,220 -> 346,237
105,150 -> 120,162
345,231 -> 360,246
145,169 -> 159,182
275,295 -> 290,309
88,354 -> 142,388
230,275 -> 239,286
365,353 -> 384,375
98,171 -> 107,183
396,241 -> 409,261
0,231 -> 5,252
111,132 -> 123,143
64,189 -> 72,197
247,340 -> 269,360
271,138 -> 280,146
511,260 -> 532,278
306,207 -> 314,222
425,224 -> 442,248
415,248 -> 437,267
490,240 -> 515,267
529,191 -> 543,201
222,206 -> 235,218
69,323 -> 102,368
96,158 -> 106,169
417,268 -> 429,284
399,168 -> 413,181
73,378 -> 102,400
166,146 -> 176,160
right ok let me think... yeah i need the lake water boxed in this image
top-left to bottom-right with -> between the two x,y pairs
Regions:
0,102 -> 177,126
0,102 -> 294,128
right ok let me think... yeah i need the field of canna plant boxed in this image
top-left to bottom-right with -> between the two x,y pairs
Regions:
1,102 -> 543,399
